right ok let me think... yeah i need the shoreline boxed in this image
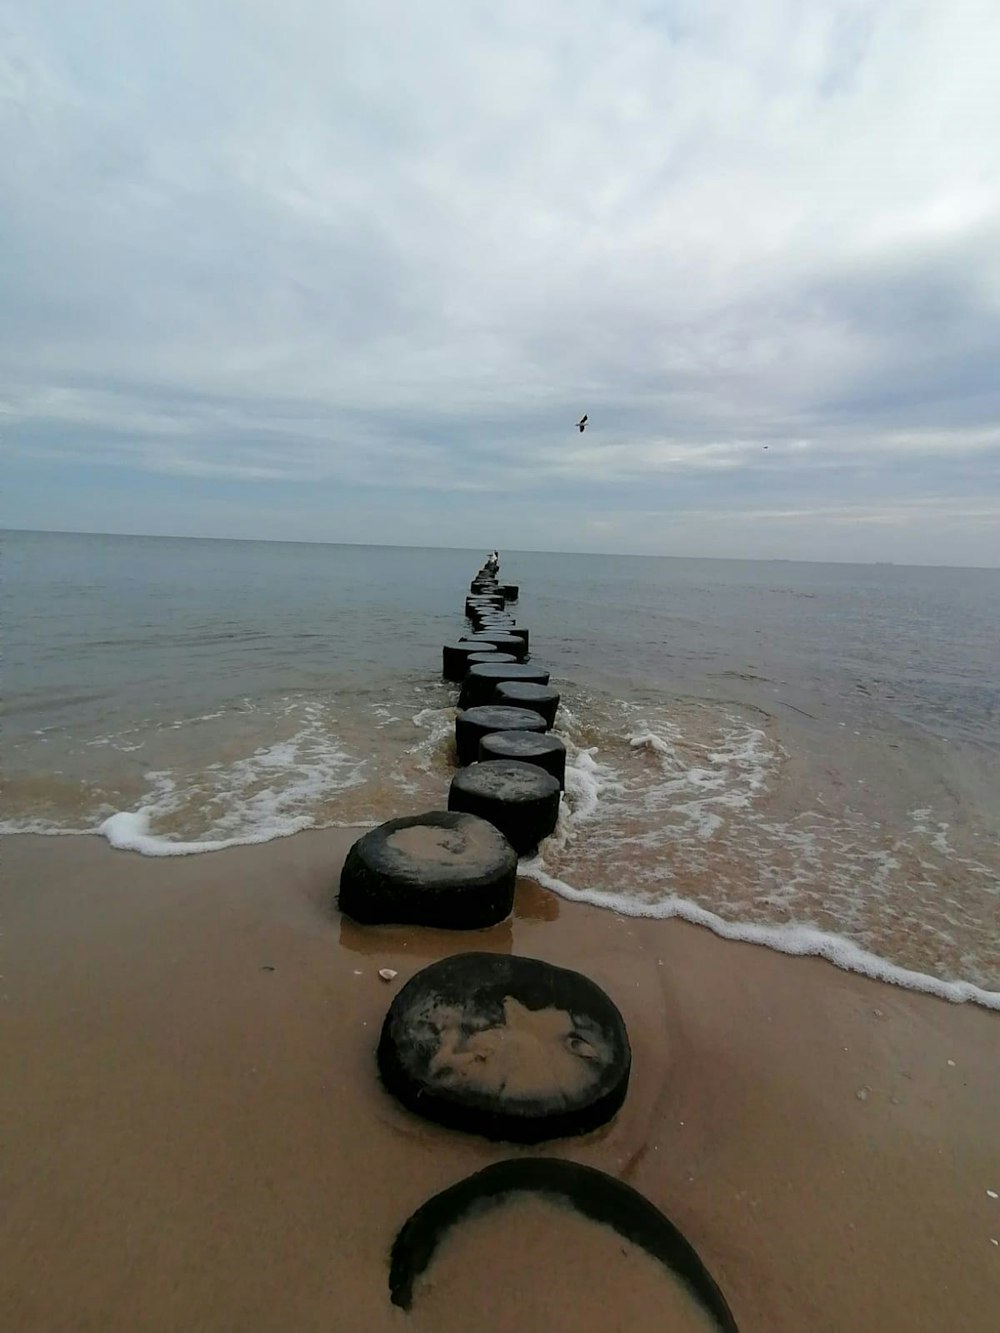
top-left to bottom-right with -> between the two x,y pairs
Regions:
6,823 -> 999,1011
3,829 -> 999,1330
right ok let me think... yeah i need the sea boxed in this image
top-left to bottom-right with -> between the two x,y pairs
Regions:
4,529 -> 999,1007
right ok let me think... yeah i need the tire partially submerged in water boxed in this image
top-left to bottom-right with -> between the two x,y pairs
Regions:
465,651 -> 517,670
493,681 -> 559,728
479,729 -> 567,788
448,759 -> 560,854
459,662 -> 551,710
338,812 -> 517,929
442,640 -> 497,681
377,952 -> 631,1144
455,705 -> 546,766
466,596 -> 504,615
389,1159 -> 738,1329
463,632 -> 526,661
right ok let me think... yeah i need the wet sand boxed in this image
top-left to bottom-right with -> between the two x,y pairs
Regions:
2,831 -> 998,1331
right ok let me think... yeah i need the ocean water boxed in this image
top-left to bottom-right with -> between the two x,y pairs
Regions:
4,529 -> 999,1005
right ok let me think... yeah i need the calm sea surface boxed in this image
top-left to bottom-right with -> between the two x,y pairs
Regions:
4,530 -> 999,1001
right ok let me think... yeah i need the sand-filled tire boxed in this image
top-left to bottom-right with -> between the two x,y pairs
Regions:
459,662 -> 551,710
448,760 -> 561,854
455,705 -> 546,765
338,812 -> 517,929
442,640 -> 498,681
467,595 -> 504,612
480,729 -> 567,788
377,953 -> 631,1145
492,681 -> 560,728
466,651 -> 517,670
389,1159 -> 738,1328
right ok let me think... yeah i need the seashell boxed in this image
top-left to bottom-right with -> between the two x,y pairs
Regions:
379,968 -> 399,982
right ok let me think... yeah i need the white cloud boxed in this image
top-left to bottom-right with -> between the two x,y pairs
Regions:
2,0 -> 999,560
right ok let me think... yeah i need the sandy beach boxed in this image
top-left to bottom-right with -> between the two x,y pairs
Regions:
2,829 -> 998,1331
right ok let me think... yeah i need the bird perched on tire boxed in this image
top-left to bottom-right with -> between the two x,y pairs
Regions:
576,414 -> 588,433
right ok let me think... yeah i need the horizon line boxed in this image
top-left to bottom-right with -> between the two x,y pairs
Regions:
2,526 -> 997,572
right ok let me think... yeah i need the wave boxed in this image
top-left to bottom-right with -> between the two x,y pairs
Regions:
5,685 -> 997,1008
521,858 -> 1000,1010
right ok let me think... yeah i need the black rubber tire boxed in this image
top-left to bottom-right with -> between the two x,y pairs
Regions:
505,626 -> 529,650
338,812 -> 517,928
448,760 -> 561,854
377,953 -> 631,1145
455,705 -> 546,765
470,580 -> 499,593
389,1159 -> 738,1329
473,620 -> 516,634
465,651 -> 517,670
492,681 -> 560,728
460,632 -> 526,661
459,663 -> 551,710
479,730 -> 567,788
500,584 -> 519,600
442,640 -> 498,681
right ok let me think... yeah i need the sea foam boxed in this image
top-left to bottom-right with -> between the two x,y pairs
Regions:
520,857 -> 1000,1010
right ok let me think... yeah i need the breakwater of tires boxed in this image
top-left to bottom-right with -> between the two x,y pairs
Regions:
335,556 -> 739,1326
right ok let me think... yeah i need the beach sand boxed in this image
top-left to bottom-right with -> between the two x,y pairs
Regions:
2,830 -> 997,1331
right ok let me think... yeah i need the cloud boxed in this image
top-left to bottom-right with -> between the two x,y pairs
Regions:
2,0 -> 999,562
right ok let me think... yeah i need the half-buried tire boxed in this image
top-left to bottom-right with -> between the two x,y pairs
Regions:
448,760 -> 560,854
480,729 -> 567,788
389,1159 -> 738,1329
338,812 -> 516,929
377,952 -> 631,1145
493,681 -> 559,728
459,662 -> 550,710
442,640 -> 497,682
455,705 -> 545,765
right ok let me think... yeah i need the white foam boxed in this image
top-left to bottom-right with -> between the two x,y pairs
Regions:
91,702 -> 367,855
520,859 -> 1000,1010
407,707 -> 455,770
99,806 -> 309,856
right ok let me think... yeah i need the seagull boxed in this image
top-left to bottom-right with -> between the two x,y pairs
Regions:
576,414 -> 588,433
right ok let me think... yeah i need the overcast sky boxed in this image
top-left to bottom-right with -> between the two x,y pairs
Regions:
2,0 -> 999,564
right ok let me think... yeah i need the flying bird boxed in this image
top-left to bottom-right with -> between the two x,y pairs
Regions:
576,414 -> 588,433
